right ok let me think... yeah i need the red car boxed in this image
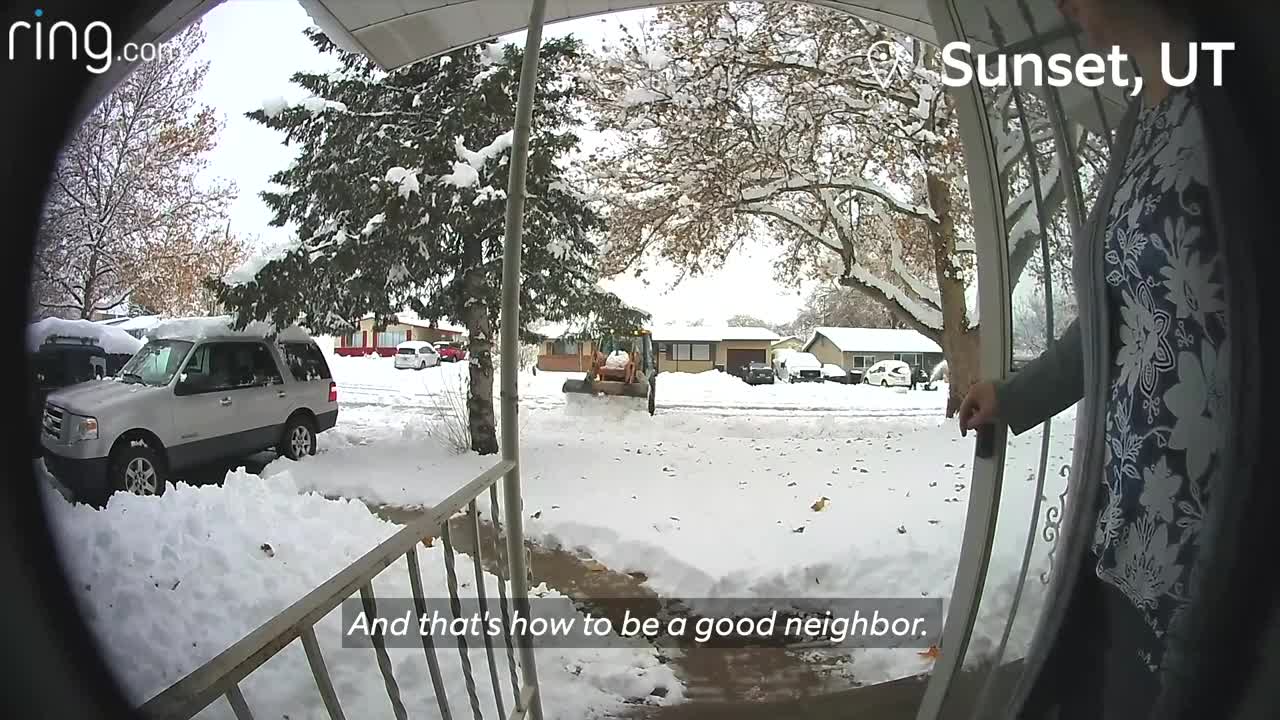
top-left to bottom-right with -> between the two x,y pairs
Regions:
434,342 -> 467,362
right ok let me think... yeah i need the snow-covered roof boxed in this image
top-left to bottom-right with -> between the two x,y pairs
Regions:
773,335 -> 802,344
298,0 -> 1127,135
146,316 -> 314,343
651,326 -> 780,343
360,311 -> 465,334
28,318 -> 145,355
805,327 -> 943,354
395,316 -> 465,334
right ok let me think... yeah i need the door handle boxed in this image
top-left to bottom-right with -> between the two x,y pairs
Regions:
219,397 -> 232,407
974,423 -> 996,459
277,390 -> 287,398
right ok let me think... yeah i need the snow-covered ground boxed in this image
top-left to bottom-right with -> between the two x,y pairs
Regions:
293,357 -> 1075,683
40,352 -> 1075,715
41,471 -> 680,718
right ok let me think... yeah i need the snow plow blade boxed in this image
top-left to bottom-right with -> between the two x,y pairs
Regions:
561,378 -> 650,399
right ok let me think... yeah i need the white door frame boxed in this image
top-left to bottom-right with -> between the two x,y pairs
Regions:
914,1 -> 1015,718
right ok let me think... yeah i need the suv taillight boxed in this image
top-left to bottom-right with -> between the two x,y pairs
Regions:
328,381 -> 337,403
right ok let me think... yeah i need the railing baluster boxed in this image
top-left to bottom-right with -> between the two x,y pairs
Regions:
359,583 -> 409,720
225,684 -> 254,720
407,545 -> 454,720
442,521 -> 485,720
489,484 -> 522,710
468,499 -> 506,718
301,626 -> 347,720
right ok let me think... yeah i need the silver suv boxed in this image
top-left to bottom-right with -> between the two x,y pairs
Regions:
41,334 -> 338,504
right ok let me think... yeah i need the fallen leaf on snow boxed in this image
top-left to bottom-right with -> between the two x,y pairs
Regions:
260,543 -> 275,558
811,497 -> 831,512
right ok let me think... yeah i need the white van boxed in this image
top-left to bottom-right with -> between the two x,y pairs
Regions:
394,340 -> 439,370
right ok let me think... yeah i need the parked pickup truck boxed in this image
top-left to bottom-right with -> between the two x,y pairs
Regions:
41,331 -> 338,505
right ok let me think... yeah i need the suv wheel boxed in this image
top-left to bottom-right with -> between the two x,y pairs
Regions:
281,415 -> 317,460
112,444 -> 165,497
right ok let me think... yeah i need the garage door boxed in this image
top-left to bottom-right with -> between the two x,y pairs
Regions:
725,349 -> 766,377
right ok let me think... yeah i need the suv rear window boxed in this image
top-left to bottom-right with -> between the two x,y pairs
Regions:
397,347 -> 416,355
281,341 -> 332,381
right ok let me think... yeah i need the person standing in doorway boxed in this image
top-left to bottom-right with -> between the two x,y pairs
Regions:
956,1 -> 1229,717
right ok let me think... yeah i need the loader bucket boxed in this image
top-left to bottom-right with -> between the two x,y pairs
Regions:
561,377 -> 654,415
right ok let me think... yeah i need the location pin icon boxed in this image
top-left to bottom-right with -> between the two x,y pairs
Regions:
867,40 -> 901,90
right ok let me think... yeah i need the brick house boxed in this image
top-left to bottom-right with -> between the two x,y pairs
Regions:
334,313 -> 464,357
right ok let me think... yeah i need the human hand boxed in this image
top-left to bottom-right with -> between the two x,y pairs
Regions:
957,381 -> 999,436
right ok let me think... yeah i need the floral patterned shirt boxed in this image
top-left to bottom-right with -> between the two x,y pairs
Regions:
1093,84 -> 1227,673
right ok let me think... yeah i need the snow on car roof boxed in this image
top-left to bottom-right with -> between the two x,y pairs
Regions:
396,340 -> 433,348
146,315 -> 314,343
28,318 -> 145,355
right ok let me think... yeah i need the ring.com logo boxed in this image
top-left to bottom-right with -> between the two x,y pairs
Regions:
7,8 -> 176,75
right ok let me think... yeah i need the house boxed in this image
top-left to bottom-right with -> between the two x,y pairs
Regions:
536,334 -> 598,372
334,312 -> 465,357
653,325 -> 780,377
803,327 -> 944,373
772,335 -> 804,352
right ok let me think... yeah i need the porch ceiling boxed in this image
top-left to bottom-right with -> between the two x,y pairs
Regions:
297,0 -> 1129,133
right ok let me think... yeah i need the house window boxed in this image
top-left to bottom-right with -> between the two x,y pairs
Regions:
551,339 -> 579,355
852,355 -> 874,369
377,330 -> 406,347
672,343 -> 711,361
894,353 -> 921,367
347,332 -> 363,347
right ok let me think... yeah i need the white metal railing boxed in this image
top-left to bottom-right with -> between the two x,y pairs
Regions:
137,459 -> 538,720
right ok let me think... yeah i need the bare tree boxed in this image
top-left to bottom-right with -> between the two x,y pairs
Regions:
787,282 -> 904,339
132,223 -> 248,315
586,4 -> 1102,413
32,21 -> 233,319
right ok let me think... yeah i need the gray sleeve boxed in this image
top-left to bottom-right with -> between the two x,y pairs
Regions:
994,318 -> 1084,435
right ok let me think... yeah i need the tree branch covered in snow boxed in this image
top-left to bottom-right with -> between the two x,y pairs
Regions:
211,31 -> 647,454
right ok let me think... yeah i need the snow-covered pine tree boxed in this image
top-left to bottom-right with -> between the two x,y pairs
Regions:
215,30 -> 646,454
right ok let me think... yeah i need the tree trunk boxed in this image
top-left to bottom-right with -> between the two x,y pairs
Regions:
942,328 -> 981,417
924,169 -> 979,417
462,238 -> 498,455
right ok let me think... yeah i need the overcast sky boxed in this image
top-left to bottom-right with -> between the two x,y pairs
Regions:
194,0 -> 812,327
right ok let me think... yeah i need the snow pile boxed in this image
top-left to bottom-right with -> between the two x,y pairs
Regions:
384,166 -> 421,198
620,87 -> 664,107
41,470 -> 682,715
27,318 -> 144,355
222,236 -> 301,287
147,316 -> 312,343
440,161 -> 480,188
457,132 -> 515,169
604,350 -> 630,370
261,96 -> 289,118
259,95 -> 348,118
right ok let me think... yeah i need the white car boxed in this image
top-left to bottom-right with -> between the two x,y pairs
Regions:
862,359 -> 912,387
394,340 -> 440,370
779,352 -> 824,383
821,363 -> 851,383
